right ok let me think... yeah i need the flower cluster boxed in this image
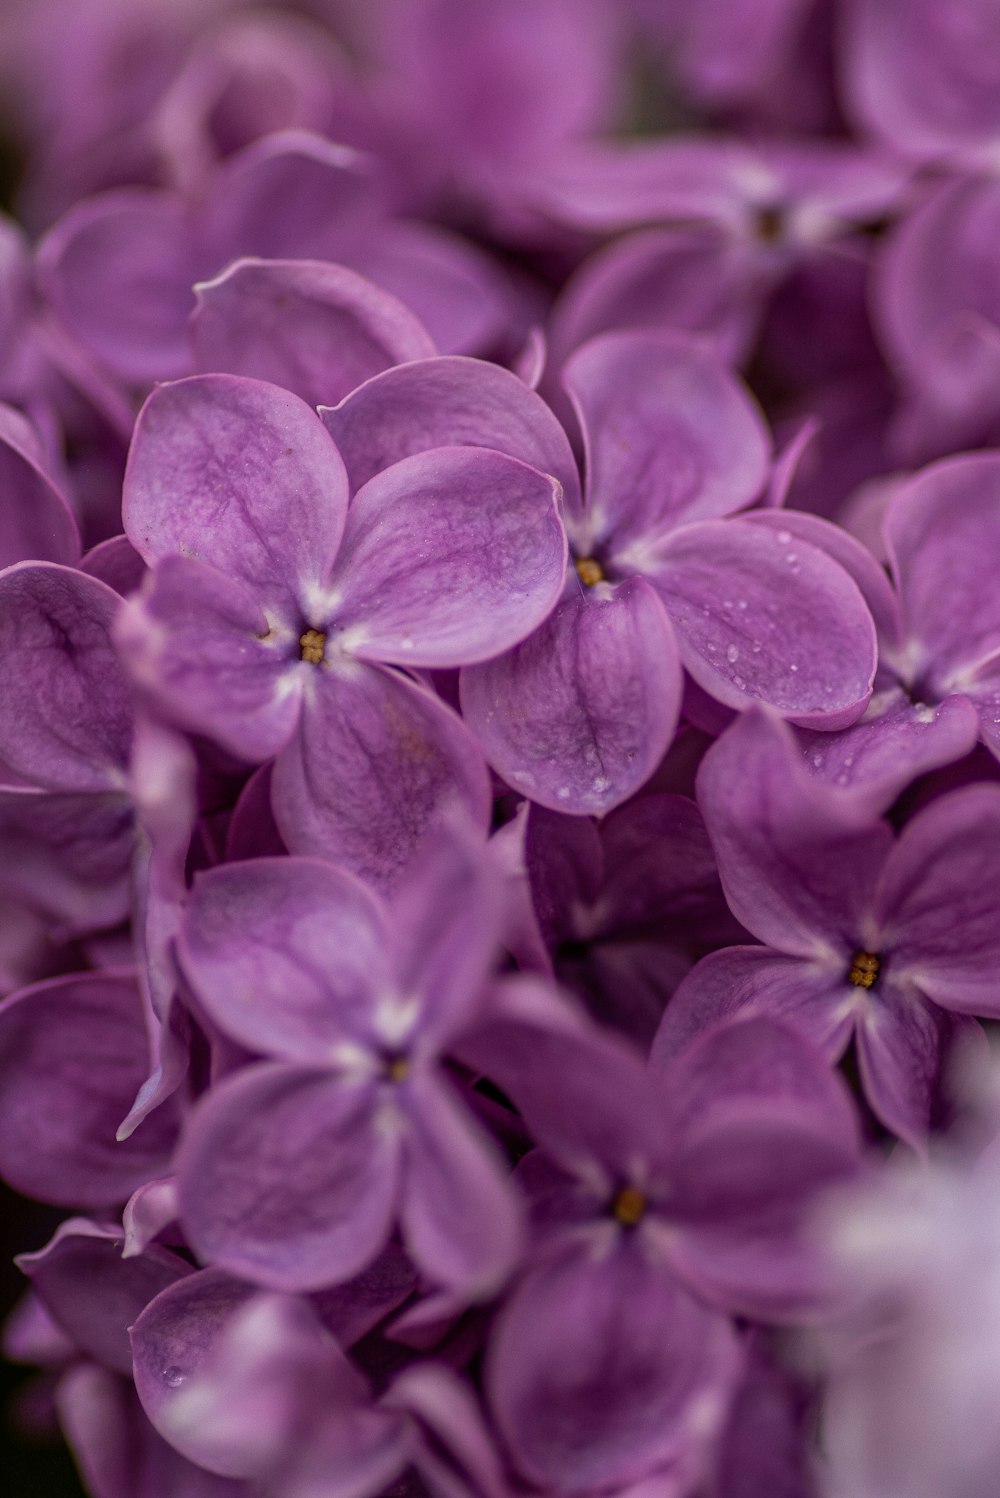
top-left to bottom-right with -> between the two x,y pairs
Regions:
1,2 -> 999,1495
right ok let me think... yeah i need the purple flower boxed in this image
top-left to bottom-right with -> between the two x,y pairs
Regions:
656,708 -> 997,1145
118,372 -> 565,886
463,1004 -> 859,1492
327,331 -> 877,813
171,832 -> 522,1295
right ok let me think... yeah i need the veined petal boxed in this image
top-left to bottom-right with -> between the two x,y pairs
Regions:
0,563 -> 131,791
179,857 -> 390,1061
331,446 -> 566,667
654,518 -> 876,728
0,972 -> 178,1208
123,373 -> 348,606
191,258 -> 435,408
320,353 -> 581,506
460,580 -> 682,814
272,663 -> 490,891
563,330 -> 770,551
116,555 -> 304,763
176,1063 -> 402,1292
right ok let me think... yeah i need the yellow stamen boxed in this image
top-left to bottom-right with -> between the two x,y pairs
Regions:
848,950 -> 880,989
611,1184 -> 646,1227
575,556 -> 605,587
299,628 -> 326,665
387,1057 -> 410,1083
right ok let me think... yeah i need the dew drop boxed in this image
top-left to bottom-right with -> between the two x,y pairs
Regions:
400,638 -> 414,652
776,529 -> 792,545
789,662 -> 798,672
556,786 -> 570,801
163,1366 -> 186,1389
726,644 -> 739,664
751,640 -> 762,653
733,675 -> 746,689
592,776 -> 610,793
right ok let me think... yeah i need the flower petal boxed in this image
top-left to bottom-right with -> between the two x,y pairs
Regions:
563,330 -> 770,551
0,973 -> 178,1207
332,446 -> 566,667
123,373 -> 348,607
320,353 -> 581,505
653,519 -> 876,727
876,783 -> 1000,1014
0,563 -> 131,790
179,857 -> 389,1061
487,1240 -> 738,1493
191,258 -> 435,407
695,710 -> 891,957
0,409 -> 80,567
176,1064 -> 401,1291
116,555 -> 303,762
272,663 -> 490,891
401,1071 -> 522,1294
460,579 -> 682,814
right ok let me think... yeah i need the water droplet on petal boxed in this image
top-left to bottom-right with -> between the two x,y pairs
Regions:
556,786 -> 570,801
789,662 -> 798,672
163,1367 -> 186,1389
726,644 -> 739,664
776,530 -> 792,545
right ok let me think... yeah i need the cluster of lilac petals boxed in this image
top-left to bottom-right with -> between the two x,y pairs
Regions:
3,4 -> 1000,1497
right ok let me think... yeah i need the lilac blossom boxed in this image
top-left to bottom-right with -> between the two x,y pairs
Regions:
655,708 -> 997,1145
118,371 -> 565,886
461,1002 -> 859,1492
327,331 -> 877,814
171,832 -> 521,1295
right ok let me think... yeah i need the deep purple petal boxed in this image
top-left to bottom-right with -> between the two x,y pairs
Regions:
177,1064 -> 401,1291
0,563 -> 131,790
331,446 -> 566,667
695,710 -> 891,956
0,410 -> 80,567
179,857 -> 389,1060
488,1240 -> 738,1492
191,258 -> 435,407
272,662 -> 490,891
18,1221 -> 188,1376
855,985 -> 963,1148
0,973 -> 178,1207
460,579 -> 682,814
123,373 -> 348,608
654,519 -> 876,727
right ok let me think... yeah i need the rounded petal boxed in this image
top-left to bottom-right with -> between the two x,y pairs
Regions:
651,946 -> 857,1070
332,446 -> 566,667
695,710 -> 891,957
180,857 -> 389,1061
320,353 -> 581,506
855,987 -> 968,1149
877,783 -> 1000,1014
563,330 -> 770,551
191,258 -> 435,408
0,562 -> 131,790
123,373 -> 349,607
116,555 -> 303,762
487,1242 -> 738,1493
272,663 -> 490,891
884,451 -> 1000,695
176,1064 -> 401,1291
0,973 -> 178,1207
38,189 -> 202,382
654,518 -> 876,727
460,579 -> 682,814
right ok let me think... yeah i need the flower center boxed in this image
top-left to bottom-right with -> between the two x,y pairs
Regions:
299,628 -> 326,665
384,1054 -> 410,1083
753,202 -> 786,243
575,556 -> 605,587
848,950 -> 880,989
611,1184 -> 647,1227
